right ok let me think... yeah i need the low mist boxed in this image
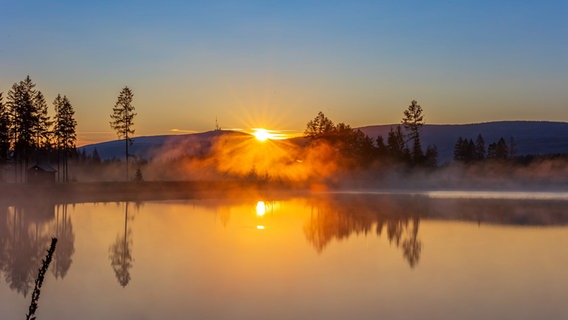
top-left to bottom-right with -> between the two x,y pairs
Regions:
66,133 -> 568,192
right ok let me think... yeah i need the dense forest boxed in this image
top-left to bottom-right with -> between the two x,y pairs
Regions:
0,76 -> 77,183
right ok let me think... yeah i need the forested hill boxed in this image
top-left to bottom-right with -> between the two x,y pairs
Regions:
79,121 -> 568,163
358,121 -> 568,163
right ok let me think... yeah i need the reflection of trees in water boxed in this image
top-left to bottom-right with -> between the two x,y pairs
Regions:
0,205 -> 54,296
303,194 -> 568,268
0,202 -> 75,296
0,207 -> 7,286
109,202 -> 134,287
52,204 -> 75,279
401,217 -> 421,268
3,208 -> 39,296
217,206 -> 231,227
304,196 -> 423,268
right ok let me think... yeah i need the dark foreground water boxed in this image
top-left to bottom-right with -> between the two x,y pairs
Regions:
1,191 -> 568,319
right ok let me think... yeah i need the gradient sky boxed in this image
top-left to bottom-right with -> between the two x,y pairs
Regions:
1,0 -> 566,145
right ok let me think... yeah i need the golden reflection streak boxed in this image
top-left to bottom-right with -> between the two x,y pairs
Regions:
256,201 -> 266,217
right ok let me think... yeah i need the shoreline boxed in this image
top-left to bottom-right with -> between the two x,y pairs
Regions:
1,180 -> 568,206
0,180 -> 314,205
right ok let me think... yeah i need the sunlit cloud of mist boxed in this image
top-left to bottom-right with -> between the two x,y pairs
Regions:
139,132 -> 340,183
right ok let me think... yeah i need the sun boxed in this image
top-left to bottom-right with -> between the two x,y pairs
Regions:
251,128 -> 290,141
253,128 -> 271,142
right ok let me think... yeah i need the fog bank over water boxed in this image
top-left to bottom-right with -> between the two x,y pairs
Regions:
334,159 -> 568,191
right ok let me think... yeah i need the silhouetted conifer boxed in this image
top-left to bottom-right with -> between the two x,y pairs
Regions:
304,111 -> 335,139
509,136 -> 517,159
6,76 -> 44,182
424,145 -> 438,167
487,137 -> 509,160
454,137 -> 465,161
376,135 -> 388,158
0,93 -> 10,161
110,86 -> 136,180
35,91 -> 53,151
402,100 -> 424,164
92,148 -> 101,164
475,134 -> 486,160
54,94 -> 77,182
387,126 -> 409,163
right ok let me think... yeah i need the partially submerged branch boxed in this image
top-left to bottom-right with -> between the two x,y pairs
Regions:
26,237 -> 58,320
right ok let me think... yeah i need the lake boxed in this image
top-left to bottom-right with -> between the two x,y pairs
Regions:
1,191 -> 568,319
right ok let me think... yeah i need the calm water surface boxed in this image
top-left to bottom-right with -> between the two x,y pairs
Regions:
1,192 -> 568,319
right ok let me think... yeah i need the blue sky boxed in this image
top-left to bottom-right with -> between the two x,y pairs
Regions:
1,0 -> 566,144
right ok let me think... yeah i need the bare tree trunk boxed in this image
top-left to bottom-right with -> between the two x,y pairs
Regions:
125,136 -> 129,181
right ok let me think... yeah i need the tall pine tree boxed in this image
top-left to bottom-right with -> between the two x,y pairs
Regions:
304,111 -> 335,139
0,93 -> 10,161
402,100 -> 425,164
474,134 -> 486,161
110,86 -> 136,181
35,91 -> 53,151
6,76 -> 43,182
54,94 -> 77,182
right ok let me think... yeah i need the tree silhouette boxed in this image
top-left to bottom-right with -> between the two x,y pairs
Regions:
475,134 -> 486,160
402,100 -> 425,164
508,136 -> 517,159
304,111 -> 334,139
109,202 -> 134,287
54,95 -> 77,182
6,76 -> 43,182
0,93 -> 10,162
2,206 -> 52,297
454,134 -> 487,163
387,126 -> 409,162
424,144 -> 438,168
304,112 -> 376,167
110,86 -> 136,181
454,137 -> 475,162
487,137 -> 509,160
376,135 -> 388,158
91,148 -> 102,164
34,91 -> 53,152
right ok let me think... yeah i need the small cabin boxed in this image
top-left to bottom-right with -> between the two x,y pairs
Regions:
27,163 -> 57,184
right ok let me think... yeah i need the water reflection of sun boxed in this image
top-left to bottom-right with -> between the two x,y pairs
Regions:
256,201 -> 266,217
256,201 -> 266,230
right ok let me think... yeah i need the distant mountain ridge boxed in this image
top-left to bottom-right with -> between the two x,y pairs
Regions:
80,121 -> 568,163
79,130 -> 250,161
